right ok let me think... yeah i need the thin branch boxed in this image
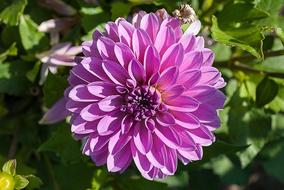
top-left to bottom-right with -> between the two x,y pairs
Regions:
44,155 -> 60,190
221,62 -> 284,79
215,49 -> 284,66
214,49 -> 284,79
7,125 -> 20,159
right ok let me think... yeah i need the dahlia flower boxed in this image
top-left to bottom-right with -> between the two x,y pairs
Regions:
44,9 -> 226,179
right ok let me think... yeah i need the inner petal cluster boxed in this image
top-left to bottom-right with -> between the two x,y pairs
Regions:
120,85 -> 160,121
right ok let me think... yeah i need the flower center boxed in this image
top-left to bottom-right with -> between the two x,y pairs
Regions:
120,86 -> 161,121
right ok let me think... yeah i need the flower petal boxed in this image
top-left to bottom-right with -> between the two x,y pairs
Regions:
165,96 -> 199,112
140,13 -> 160,42
144,45 -> 160,80
133,122 -> 153,154
160,43 -> 184,72
128,59 -> 145,83
132,28 -> 152,62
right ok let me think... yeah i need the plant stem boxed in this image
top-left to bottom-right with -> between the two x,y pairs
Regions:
214,49 -> 284,79
7,125 -> 20,159
44,155 -> 60,190
215,49 -> 284,66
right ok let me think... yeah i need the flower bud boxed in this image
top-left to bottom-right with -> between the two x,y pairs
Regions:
0,172 -> 15,190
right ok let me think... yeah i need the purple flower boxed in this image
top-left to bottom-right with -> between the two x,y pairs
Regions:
53,9 -> 225,179
36,42 -> 81,85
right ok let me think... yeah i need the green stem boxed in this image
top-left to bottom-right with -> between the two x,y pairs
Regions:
215,49 -> 284,66
44,155 -> 60,190
215,49 -> 284,79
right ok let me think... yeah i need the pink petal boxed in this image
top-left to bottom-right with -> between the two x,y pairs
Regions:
102,60 -> 129,85
156,112 -> 176,126
184,20 -> 201,35
128,59 -> 145,83
154,27 -> 175,56
165,96 -> 199,112
108,131 -> 132,155
154,126 -> 181,149
105,22 -> 119,42
132,28 -> 152,62
131,141 -> 153,173
140,13 -> 160,42
97,36 -> 117,61
40,98 -> 69,124
177,69 -> 201,89
107,144 -> 132,172
114,42 -> 135,68
160,43 -> 184,72
117,18 -> 135,47
133,122 -> 153,154
157,67 -> 178,90
171,111 -> 200,129
144,45 -> 160,81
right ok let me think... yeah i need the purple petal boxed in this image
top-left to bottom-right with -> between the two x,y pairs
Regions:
97,36 -> 117,61
184,20 -> 201,35
97,95 -> 123,112
177,69 -> 201,89
102,60 -> 129,85
107,144 -> 132,172
156,112 -> 176,126
132,11 -> 147,27
154,126 -> 181,149
97,112 -> 122,135
114,42 -> 135,68
132,28 -> 152,62
171,111 -> 200,129
162,85 -> 185,100
131,141 -> 153,173
105,22 -> 119,42
69,84 -> 100,102
140,13 -> 160,42
117,19 -> 135,46
154,27 -> 175,56
165,96 -> 199,112
144,45 -> 160,80
128,59 -> 145,83
157,67 -> 178,90
160,43 -> 184,72
108,131 -> 132,155
40,98 -> 69,124
133,122 -> 153,154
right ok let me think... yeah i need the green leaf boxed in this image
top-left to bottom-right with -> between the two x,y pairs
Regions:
111,2 -> 133,20
0,0 -> 27,26
43,74 -> 68,107
256,76 -> 279,107
2,160 -> 16,176
19,15 -> 46,51
38,124 -> 82,164
25,175 -> 43,190
256,0 -> 284,30
263,142 -> 284,183
0,61 -> 32,95
211,16 -> 265,59
14,175 -> 29,190
0,43 -> 17,63
203,140 -> 249,161
26,61 -> 41,82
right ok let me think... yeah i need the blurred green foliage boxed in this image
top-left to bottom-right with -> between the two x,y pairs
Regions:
0,0 -> 284,189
